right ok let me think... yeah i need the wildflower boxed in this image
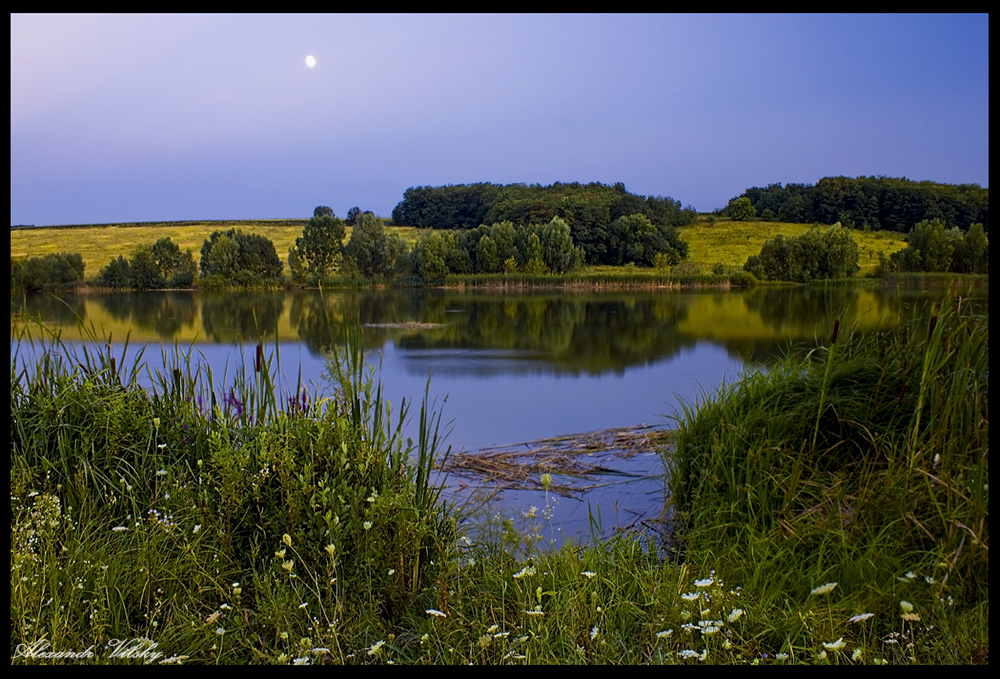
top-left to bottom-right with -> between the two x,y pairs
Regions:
282,533 -> 292,547
299,602 -> 308,609
817,650 -> 827,661
523,607 -> 544,616
112,526 -> 128,532
193,524 -> 201,534
282,560 -> 294,571
701,625 -> 720,636
728,608 -> 744,623
810,582 -> 838,596
823,638 -> 846,651
656,630 -> 673,639
275,548 -> 286,559
678,649 -> 700,659
157,443 -> 167,449
324,544 -> 335,557
420,634 -> 429,644
205,611 -> 221,625
523,506 -> 537,519
486,624 -> 499,634
363,521 -> 372,530
426,609 -> 447,618
680,592 -> 700,602
153,417 -> 160,429
925,575 -> 935,585
899,600 -> 914,614
215,627 -> 226,636
156,469 -> 168,477
541,473 -> 552,489
292,657 -> 310,665
775,653 -> 789,661
901,612 -> 921,622
590,626 -> 599,641
512,565 -> 536,579
848,612 -> 874,623
367,640 -> 385,656
852,648 -> 864,661
694,577 -> 713,588
581,571 -> 596,579
219,603 -> 231,610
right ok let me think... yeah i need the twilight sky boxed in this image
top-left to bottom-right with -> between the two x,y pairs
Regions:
11,13 -> 989,226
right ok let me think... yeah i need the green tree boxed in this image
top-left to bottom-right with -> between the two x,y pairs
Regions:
476,234 -> 500,273
289,214 -> 346,284
99,255 -> 132,289
541,217 -> 582,273
129,244 -> 166,290
953,222 -> 989,273
726,196 -> 756,221
314,205 -> 334,218
412,231 -> 450,282
345,206 -> 361,226
344,212 -> 410,279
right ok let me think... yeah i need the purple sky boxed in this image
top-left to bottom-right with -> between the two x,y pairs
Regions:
11,13 -> 989,226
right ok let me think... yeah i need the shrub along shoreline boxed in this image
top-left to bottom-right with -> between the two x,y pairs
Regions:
10,288 -> 988,664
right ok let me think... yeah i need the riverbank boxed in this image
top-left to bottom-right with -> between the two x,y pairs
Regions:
10,288 -> 988,664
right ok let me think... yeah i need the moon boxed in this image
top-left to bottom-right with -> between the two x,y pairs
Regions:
305,55 -> 316,68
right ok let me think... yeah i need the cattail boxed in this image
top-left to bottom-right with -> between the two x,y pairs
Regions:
927,314 -> 938,341
831,319 -> 840,344
255,342 -> 263,373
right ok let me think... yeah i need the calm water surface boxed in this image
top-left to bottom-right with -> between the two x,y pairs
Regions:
12,284 -> 981,543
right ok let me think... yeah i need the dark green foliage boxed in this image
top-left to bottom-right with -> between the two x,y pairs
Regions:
11,252 -> 86,292
313,205 -> 334,218
879,218 -> 989,274
343,211 -> 410,279
607,214 -> 689,267
725,196 -> 756,221
744,223 -> 859,282
288,214 -> 346,284
390,182 -> 697,261
345,206 -> 361,226
199,228 -> 283,283
736,176 -> 988,233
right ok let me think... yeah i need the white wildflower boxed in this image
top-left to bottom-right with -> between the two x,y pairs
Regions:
823,637 -> 846,651
810,582 -> 838,596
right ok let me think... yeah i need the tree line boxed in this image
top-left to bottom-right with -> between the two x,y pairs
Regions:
727,176 -> 988,233
391,181 -> 697,263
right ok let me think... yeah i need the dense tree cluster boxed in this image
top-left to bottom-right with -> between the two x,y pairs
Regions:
732,176 -> 988,233
743,223 -> 860,283
342,211 -> 410,280
877,219 -> 988,274
11,252 -> 86,292
288,214 -> 346,285
409,218 -> 585,282
199,228 -> 283,285
98,237 -> 197,289
391,181 -> 696,261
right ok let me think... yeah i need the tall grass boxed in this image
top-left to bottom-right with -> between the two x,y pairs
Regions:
668,284 -> 988,646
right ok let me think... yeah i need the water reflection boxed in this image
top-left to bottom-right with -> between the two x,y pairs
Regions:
14,283 -> 983,374
11,281 -> 986,544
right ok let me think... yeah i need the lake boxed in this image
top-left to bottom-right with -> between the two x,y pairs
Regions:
11,282 -> 982,545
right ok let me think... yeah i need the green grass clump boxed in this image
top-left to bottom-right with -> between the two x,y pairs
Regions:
668,285 -> 988,659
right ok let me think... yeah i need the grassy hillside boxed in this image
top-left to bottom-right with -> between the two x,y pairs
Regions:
678,217 -> 907,277
10,217 -> 907,279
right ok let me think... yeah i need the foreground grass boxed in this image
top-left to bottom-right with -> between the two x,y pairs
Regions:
10,289 -> 988,664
